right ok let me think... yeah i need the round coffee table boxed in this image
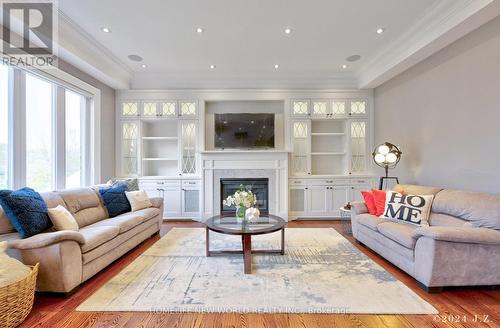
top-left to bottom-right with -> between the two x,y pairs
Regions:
205,214 -> 286,274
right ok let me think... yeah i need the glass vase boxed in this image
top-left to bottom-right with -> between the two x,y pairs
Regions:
235,206 -> 247,220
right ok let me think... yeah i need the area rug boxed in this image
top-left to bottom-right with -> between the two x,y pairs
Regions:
77,228 -> 437,314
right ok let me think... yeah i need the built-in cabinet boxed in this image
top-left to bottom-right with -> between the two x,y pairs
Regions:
290,99 -> 369,176
118,100 -> 200,220
116,92 -> 374,221
288,177 -> 372,219
139,179 -> 201,219
289,98 -> 373,219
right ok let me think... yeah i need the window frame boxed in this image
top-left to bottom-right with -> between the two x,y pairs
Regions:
3,65 -> 100,190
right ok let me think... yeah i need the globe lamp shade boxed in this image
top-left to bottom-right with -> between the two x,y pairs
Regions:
372,142 -> 402,170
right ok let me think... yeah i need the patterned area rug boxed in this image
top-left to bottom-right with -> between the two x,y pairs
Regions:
77,228 -> 437,314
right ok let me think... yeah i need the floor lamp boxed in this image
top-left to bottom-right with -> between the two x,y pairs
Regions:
372,142 -> 402,190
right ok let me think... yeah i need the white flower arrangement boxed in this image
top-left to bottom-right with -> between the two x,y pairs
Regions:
222,186 -> 257,209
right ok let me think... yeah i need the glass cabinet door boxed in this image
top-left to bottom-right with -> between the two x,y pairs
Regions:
121,101 -> 139,117
161,101 -> 177,118
291,100 -> 310,117
291,121 -> 311,175
121,121 -> 139,175
180,121 -> 197,175
311,100 -> 329,118
349,100 -> 368,116
350,120 -> 367,174
179,101 -> 197,117
182,187 -> 200,217
332,100 -> 347,118
289,187 -> 307,214
142,101 -> 158,117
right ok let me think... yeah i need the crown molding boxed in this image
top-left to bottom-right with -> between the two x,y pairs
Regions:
130,72 -> 359,90
358,0 -> 500,88
56,11 -> 132,89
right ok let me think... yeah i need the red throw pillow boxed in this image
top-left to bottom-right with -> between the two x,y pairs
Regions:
371,189 -> 387,216
361,191 -> 377,215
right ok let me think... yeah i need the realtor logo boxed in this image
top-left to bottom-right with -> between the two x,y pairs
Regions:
1,0 -> 58,68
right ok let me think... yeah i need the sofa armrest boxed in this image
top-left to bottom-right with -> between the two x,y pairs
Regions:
8,230 -> 85,250
149,197 -> 164,209
351,201 -> 368,215
412,226 -> 500,244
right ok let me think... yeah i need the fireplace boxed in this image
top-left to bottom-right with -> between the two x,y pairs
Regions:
220,178 -> 269,216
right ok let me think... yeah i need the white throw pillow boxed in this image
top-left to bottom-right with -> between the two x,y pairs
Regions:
48,205 -> 79,231
125,190 -> 153,212
381,191 -> 434,227
0,241 -> 31,288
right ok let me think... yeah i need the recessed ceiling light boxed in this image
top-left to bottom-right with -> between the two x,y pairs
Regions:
284,27 -> 292,34
209,64 -> 216,69
141,64 -> 147,68
101,27 -> 111,33
196,27 -> 204,33
274,64 -> 280,69
376,27 -> 385,34
342,64 -> 348,69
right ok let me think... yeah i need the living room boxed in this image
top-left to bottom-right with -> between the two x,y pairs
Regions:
0,1 -> 499,327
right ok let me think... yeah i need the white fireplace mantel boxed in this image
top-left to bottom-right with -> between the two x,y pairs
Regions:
201,150 -> 289,220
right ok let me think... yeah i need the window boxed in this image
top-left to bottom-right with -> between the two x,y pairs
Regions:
26,73 -> 54,191
0,65 -> 97,191
0,65 -> 8,189
65,90 -> 85,188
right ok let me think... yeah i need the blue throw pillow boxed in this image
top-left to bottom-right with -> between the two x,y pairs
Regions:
0,187 -> 52,238
99,185 -> 131,218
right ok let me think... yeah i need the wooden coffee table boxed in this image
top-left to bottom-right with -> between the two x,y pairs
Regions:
205,214 -> 286,274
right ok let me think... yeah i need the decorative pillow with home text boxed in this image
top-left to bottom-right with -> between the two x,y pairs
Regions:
381,191 -> 434,226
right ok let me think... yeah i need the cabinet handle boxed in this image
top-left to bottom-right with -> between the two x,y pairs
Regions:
305,187 -> 308,190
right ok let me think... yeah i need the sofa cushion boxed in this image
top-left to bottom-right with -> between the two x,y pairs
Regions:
40,191 -> 67,209
429,213 -> 466,227
132,207 -> 160,221
0,208 -> 15,234
108,178 -> 139,191
371,189 -> 386,216
377,222 -> 418,249
394,184 -> 443,196
99,185 -> 131,218
0,187 -> 52,238
356,214 -> 388,231
432,189 -> 500,230
88,213 -> 145,234
59,188 -> 108,228
79,226 -> 120,253
381,191 -> 434,227
82,216 -> 158,264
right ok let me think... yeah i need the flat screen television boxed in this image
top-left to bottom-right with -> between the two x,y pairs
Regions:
214,113 -> 274,149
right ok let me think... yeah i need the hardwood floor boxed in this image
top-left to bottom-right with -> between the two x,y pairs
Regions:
20,220 -> 499,328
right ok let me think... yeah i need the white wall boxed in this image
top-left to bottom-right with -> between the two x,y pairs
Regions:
374,16 -> 500,195
58,60 -> 116,182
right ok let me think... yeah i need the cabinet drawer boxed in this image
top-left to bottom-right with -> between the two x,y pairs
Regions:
140,180 -> 180,188
309,178 -> 349,186
350,178 -> 371,185
289,179 -> 307,186
182,180 -> 200,187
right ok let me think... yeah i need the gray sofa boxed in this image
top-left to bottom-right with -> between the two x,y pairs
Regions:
351,184 -> 500,292
0,187 -> 163,293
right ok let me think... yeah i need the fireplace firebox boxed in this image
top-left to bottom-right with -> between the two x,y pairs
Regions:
220,178 -> 269,216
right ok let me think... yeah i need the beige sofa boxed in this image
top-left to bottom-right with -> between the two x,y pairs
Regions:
351,184 -> 500,292
0,187 -> 163,293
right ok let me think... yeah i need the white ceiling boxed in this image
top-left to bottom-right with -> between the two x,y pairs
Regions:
57,0 -> 500,89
